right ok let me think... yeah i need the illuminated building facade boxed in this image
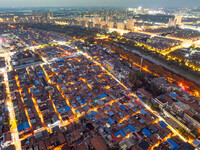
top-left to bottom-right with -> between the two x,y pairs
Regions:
117,22 -> 125,30
107,22 -> 114,28
126,19 -> 136,31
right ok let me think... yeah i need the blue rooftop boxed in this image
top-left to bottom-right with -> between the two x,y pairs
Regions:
55,69 -> 60,72
167,139 -> 179,150
142,128 -> 152,137
30,87 -> 36,93
120,105 -> 126,110
158,121 -> 168,128
123,125 -> 137,133
57,105 -> 71,114
98,93 -> 107,99
193,139 -> 200,146
77,99 -> 87,105
108,111 -> 115,116
118,112 -> 124,117
17,122 -> 30,132
23,122 -> 30,130
37,71 -> 44,76
87,111 -> 96,119
170,92 -> 178,98
17,125 -> 23,132
107,117 -> 114,125
136,94 -> 143,101
76,96 -> 81,100
98,120 -> 103,124
76,141 -> 82,145
140,109 -> 147,115
56,59 -> 64,63
34,80 -> 40,86
115,130 -> 126,137
72,104 -> 77,107
65,105 -> 71,112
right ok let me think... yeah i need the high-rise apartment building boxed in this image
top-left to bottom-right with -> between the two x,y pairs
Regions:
117,22 -> 125,30
107,22 -> 114,28
126,19 -> 136,30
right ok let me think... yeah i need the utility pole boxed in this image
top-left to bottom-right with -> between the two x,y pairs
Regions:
140,57 -> 143,72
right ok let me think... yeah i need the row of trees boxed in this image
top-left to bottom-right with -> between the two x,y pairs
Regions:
96,39 -> 200,97
19,23 -> 99,38
109,34 -> 200,79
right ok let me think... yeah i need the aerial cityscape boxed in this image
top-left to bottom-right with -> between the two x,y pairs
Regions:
0,0 -> 200,150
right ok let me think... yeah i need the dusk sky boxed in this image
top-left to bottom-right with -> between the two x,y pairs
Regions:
0,0 -> 199,8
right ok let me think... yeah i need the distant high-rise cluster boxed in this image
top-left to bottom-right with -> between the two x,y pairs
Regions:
0,10 -> 54,24
32,10 -> 53,18
32,10 -> 42,16
31,11 -> 53,23
56,15 -> 137,31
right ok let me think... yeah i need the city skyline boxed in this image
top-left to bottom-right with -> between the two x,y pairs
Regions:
0,0 -> 200,8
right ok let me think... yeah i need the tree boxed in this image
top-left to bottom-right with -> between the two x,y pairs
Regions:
85,36 -> 95,44
135,71 -> 145,80
109,31 -> 120,39
191,129 -> 200,138
128,71 -> 135,82
146,100 -> 150,106
151,103 -> 160,112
